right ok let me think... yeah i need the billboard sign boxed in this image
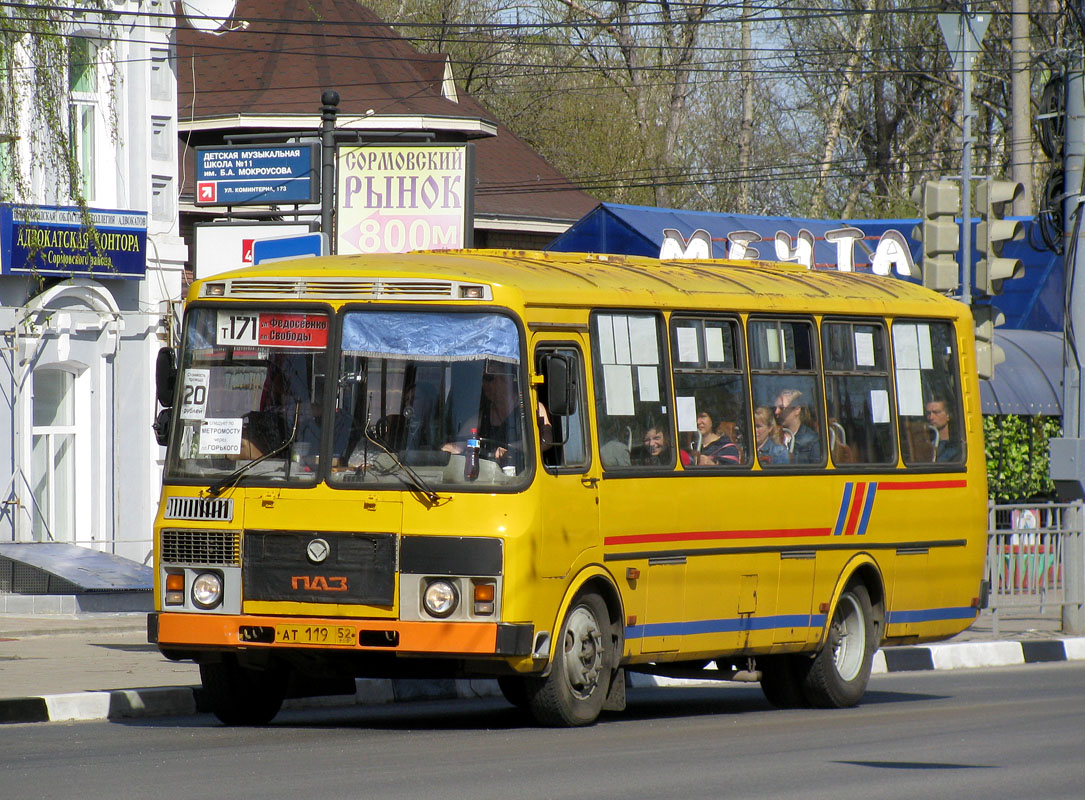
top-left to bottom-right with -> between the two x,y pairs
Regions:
193,221 -> 317,279
195,144 -> 319,206
336,143 -> 474,254
0,203 -> 147,278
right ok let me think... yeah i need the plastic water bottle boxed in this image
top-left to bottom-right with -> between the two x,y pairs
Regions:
464,428 -> 480,480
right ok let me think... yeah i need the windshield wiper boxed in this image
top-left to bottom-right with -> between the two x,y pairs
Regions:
207,406 -> 299,497
363,423 -> 444,505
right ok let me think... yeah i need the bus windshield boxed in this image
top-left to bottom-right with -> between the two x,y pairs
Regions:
165,306 -> 530,490
329,310 -> 528,489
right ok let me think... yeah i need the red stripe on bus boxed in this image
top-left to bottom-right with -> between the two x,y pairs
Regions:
844,482 -> 867,535
604,528 -> 832,546
877,479 -> 967,491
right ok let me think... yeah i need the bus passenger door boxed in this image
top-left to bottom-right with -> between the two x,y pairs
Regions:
534,340 -> 600,578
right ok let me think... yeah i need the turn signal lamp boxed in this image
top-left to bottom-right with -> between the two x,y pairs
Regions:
473,581 -> 495,615
165,572 -> 185,606
204,282 -> 226,297
459,285 -> 484,299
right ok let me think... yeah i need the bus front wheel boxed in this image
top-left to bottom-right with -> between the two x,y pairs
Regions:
803,584 -> 876,708
200,656 -> 287,726
527,592 -> 613,727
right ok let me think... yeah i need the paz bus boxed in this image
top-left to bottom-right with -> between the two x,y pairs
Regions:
149,249 -> 987,726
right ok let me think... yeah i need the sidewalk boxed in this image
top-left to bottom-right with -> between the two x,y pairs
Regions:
2,606 -> 1084,725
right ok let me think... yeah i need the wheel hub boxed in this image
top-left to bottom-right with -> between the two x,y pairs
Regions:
563,606 -> 603,699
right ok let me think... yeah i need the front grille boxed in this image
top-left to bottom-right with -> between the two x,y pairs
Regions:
243,530 -> 396,605
161,529 -> 240,566
164,496 -> 233,522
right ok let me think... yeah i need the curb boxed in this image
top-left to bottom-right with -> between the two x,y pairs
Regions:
872,636 -> 1085,674
2,638 -> 1084,725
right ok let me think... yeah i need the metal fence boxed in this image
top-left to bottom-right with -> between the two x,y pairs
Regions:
986,501 -> 1083,636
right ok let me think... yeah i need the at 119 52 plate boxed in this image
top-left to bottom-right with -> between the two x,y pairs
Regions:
275,624 -> 356,646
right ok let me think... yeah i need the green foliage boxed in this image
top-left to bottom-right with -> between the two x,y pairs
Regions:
0,2 -> 112,206
983,414 -> 1062,503
362,1 -> 1065,217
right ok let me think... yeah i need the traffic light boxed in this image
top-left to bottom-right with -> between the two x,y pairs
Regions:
911,180 -> 960,293
975,179 -> 1024,296
973,304 -> 1005,380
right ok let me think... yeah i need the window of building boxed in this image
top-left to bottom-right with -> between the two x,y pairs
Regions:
31,369 -> 77,542
68,37 -> 98,200
151,116 -> 172,161
152,176 -> 173,221
150,47 -> 172,101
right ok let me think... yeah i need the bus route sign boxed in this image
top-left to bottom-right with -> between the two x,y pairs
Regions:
195,145 -> 319,206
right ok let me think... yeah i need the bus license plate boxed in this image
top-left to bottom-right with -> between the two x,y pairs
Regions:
275,624 -> 356,647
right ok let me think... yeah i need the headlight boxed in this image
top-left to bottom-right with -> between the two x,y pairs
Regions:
422,579 -> 459,618
191,571 -> 224,609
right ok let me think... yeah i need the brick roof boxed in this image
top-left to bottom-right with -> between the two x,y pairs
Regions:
177,0 -> 596,224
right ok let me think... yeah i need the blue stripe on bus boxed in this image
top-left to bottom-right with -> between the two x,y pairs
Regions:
886,607 -> 979,624
833,483 -> 854,536
857,482 -> 878,535
625,614 -> 828,640
625,606 -> 978,639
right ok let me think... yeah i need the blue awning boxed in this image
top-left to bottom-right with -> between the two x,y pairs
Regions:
547,203 -> 1063,333
983,329 -> 1062,416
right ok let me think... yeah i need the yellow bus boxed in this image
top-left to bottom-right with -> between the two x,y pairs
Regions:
149,249 -> 988,726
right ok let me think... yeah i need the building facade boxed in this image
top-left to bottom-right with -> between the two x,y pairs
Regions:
0,2 -> 185,568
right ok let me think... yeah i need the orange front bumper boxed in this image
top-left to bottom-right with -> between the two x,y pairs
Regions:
154,612 -> 501,655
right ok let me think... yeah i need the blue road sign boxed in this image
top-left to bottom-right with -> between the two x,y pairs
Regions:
252,232 -> 327,264
195,144 -> 319,206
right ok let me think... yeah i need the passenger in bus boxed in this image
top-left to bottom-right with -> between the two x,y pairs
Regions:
754,405 -> 790,465
774,389 -> 821,464
691,409 -> 741,465
599,418 -> 632,468
925,398 -> 962,462
632,424 -> 673,466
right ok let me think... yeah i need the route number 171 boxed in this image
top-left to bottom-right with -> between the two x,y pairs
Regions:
217,311 -> 259,345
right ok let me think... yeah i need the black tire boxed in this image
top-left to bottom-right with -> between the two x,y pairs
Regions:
200,656 -> 288,726
802,584 -> 876,708
758,654 -> 811,709
526,592 -> 614,727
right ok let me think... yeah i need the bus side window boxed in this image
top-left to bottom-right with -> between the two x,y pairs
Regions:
671,315 -> 749,467
822,319 -> 895,466
892,320 -> 964,466
590,311 -> 673,470
536,345 -> 589,470
748,318 -> 825,467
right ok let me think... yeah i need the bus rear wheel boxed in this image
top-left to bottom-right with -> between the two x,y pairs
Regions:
200,656 -> 288,726
802,584 -> 876,708
527,592 -> 613,727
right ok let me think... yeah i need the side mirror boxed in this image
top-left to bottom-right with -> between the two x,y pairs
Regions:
155,347 -> 177,407
543,353 -> 576,417
153,407 -> 172,447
